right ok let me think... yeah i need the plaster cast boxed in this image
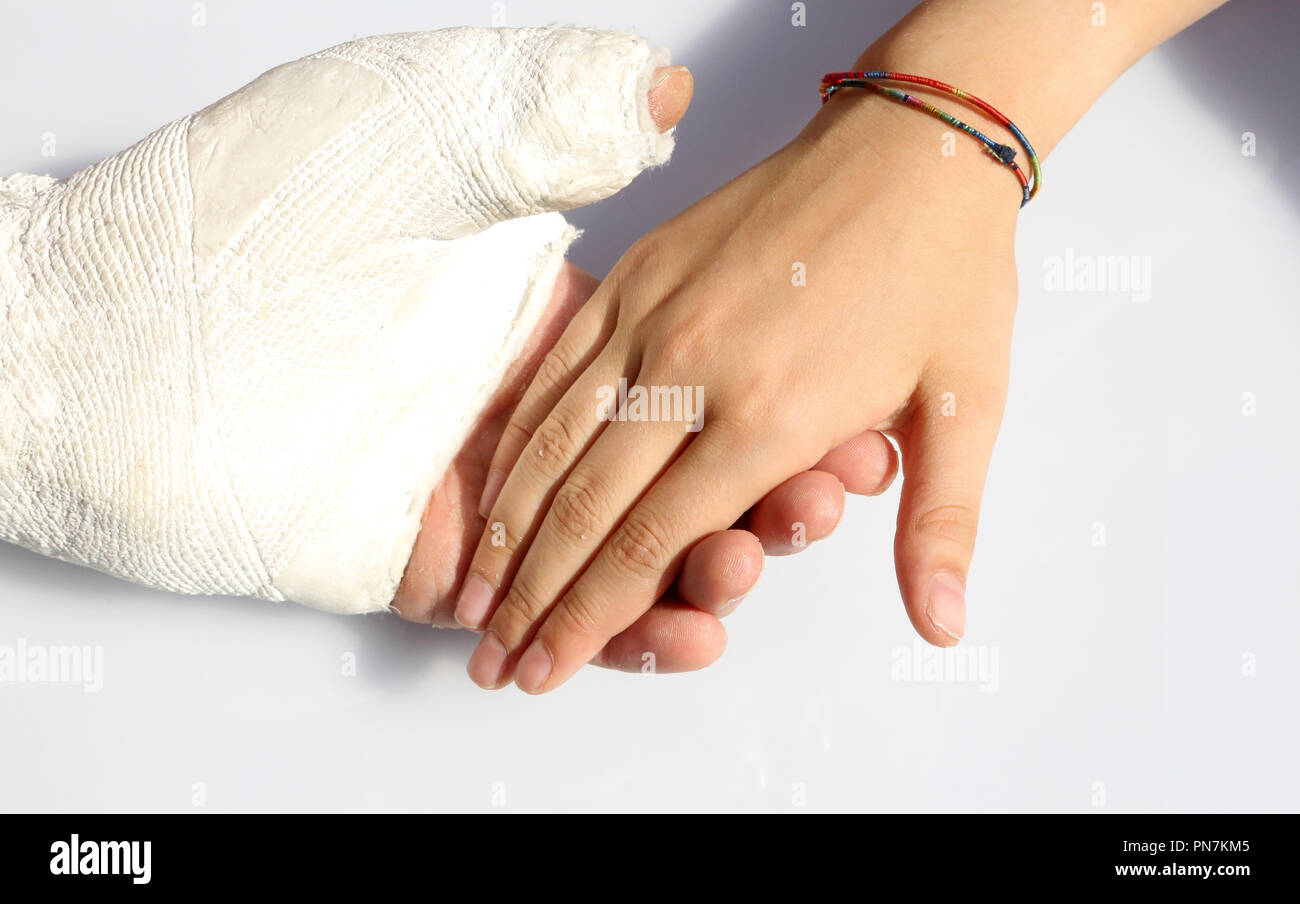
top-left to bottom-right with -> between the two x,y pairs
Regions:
0,27 -> 674,613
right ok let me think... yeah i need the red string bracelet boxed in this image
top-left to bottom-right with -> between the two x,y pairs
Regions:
821,71 -> 1042,207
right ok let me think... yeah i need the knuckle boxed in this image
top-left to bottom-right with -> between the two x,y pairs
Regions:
618,233 -> 669,280
740,394 -> 785,435
911,502 -> 981,548
716,375 -> 790,435
611,244 -> 673,323
478,519 -> 519,558
496,576 -> 551,630
705,408 -> 760,441
502,417 -> 535,450
609,508 -> 674,579
534,345 -> 575,393
647,323 -> 706,380
551,587 -> 605,638
710,391 -> 810,460
549,476 -> 608,545
529,413 -> 580,475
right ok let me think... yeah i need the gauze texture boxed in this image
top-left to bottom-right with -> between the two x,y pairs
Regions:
0,27 -> 675,614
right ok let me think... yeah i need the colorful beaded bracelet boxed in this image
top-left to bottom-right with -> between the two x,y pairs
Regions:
820,71 -> 1041,207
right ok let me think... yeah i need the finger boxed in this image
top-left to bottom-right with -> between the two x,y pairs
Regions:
476,274 -> 620,518
674,529 -> 764,617
647,66 -> 695,132
814,430 -> 899,496
455,347 -> 629,631
473,60 -> 694,509
390,262 -> 601,625
738,431 -> 897,556
747,470 -> 845,556
506,424 -> 800,693
472,414 -> 692,665
893,378 -> 1004,648
590,600 -> 726,674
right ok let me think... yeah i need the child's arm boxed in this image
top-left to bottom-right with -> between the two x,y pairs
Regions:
456,0 -> 1230,693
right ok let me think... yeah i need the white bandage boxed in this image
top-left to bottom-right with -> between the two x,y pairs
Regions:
0,28 -> 674,614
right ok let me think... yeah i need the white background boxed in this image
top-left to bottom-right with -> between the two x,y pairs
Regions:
1,0 -> 1296,813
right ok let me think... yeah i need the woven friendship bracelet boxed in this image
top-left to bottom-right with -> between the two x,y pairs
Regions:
820,71 -> 1041,207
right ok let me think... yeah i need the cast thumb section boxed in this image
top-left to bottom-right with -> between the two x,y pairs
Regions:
317,27 -> 677,233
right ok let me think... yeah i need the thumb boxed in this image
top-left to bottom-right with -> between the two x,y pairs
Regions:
312,27 -> 689,235
893,381 -> 1004,647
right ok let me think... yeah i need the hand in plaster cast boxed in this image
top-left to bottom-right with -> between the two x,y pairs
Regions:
0,26 -> 897,676
0,28 -> 699,619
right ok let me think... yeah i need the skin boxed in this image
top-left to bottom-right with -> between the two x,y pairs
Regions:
392,71 -> 902,673
455,0 -> 1230,692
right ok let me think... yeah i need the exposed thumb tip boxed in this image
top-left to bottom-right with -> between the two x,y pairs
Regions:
648,65 -> 694,132
924,572 -> 967,646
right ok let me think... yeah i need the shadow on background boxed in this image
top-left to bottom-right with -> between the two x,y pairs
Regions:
566,0 -> 916,275
0,536 -> 473,689
571,0 -> 1300,276
1160,0 -> 1300,207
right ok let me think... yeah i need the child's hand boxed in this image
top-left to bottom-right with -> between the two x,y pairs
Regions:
458,95 -> 1020,693
392,263 -> 901,674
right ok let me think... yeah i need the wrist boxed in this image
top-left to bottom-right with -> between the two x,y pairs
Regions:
820,0 -> 1226,171
795,86 -> 1021,224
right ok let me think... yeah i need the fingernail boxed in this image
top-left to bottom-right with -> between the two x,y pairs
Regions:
454,574 -> 494,629
514,641 -> 553,694
477,469 -> 507,519
717,596 -> 745,617
925,573 -> 966,646
648,65 -> 693,132
467,632 -> 509,689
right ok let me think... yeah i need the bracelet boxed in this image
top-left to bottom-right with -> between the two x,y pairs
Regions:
820,71 -> 1041,207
